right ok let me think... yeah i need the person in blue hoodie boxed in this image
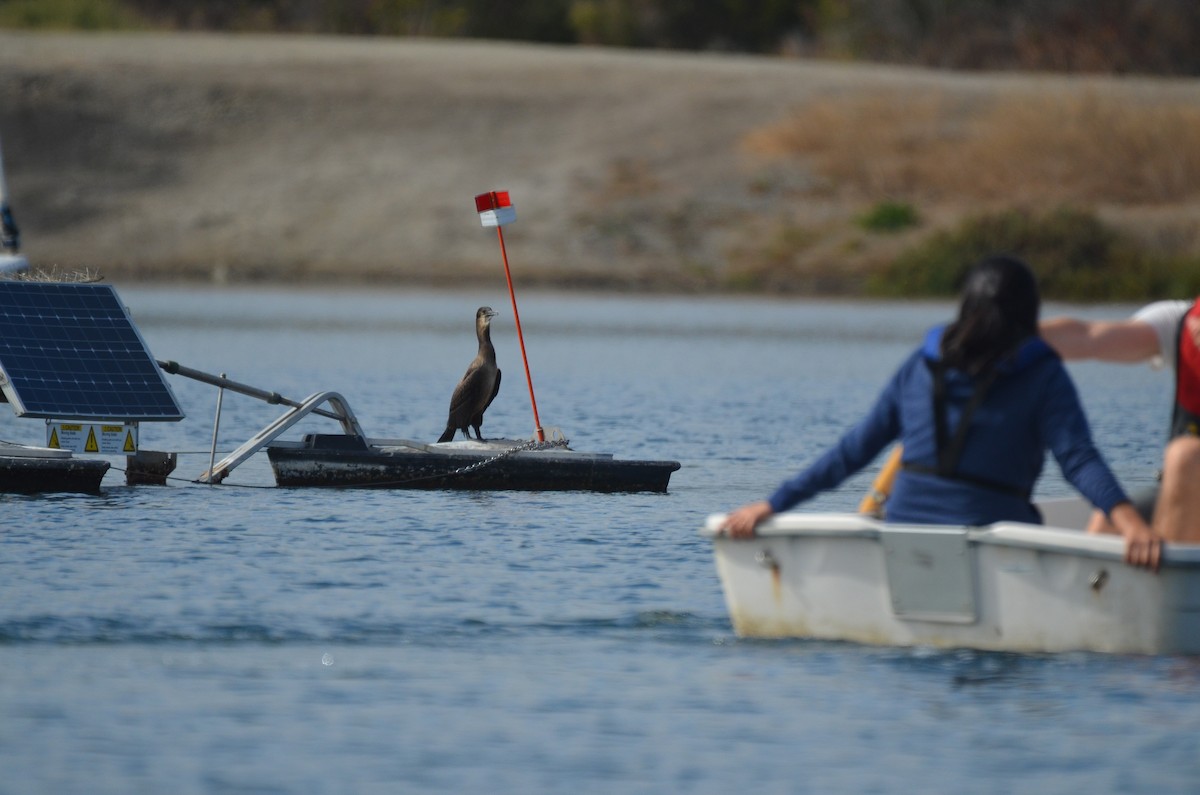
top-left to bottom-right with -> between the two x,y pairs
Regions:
721,254 -> 1162,570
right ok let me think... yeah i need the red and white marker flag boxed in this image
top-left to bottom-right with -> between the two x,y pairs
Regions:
475,190 -> 516,228
472,188 -> 545,441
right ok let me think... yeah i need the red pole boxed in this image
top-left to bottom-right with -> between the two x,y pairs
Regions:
495,225 -> 544,442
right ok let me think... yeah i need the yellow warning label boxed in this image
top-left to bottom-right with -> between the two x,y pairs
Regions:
46,422 -> 138,454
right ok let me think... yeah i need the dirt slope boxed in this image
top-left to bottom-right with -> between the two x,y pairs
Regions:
0,31 -> 1181,290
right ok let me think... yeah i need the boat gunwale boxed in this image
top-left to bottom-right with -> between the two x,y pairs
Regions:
701,511 -> 1200,568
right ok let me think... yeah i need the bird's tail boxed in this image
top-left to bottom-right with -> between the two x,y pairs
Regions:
437,427 -> 456,443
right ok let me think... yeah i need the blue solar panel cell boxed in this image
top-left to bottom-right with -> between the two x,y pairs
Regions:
0,282 -> 184,421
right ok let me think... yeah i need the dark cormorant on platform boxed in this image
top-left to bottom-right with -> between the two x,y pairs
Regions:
437,306 -> 501,443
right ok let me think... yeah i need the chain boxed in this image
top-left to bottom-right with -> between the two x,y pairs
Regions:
447,437 -> 571,477
352,437 -> 573,488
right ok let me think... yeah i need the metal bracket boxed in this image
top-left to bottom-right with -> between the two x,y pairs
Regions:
200,391 -> 365,483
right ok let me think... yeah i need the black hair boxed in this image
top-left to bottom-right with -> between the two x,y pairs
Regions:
940,254 -> 1040,376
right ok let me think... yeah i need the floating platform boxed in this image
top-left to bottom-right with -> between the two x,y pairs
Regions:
267,434 -> 681,492
0,442 -> 110,494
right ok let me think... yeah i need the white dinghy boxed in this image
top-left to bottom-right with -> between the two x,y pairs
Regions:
702,497 -> 1200,655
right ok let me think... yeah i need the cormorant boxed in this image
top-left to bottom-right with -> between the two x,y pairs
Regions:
437,306 -> 501,443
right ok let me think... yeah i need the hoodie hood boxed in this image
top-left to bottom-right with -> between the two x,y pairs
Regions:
921,324 -> 1056,375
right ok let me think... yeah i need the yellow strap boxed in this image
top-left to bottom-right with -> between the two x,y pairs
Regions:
859,445 -> 903,517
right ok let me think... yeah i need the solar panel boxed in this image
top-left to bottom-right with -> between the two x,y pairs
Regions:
0,282 -> 184,421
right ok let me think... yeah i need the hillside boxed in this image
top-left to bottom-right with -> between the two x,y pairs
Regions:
1,31 -> 1196,292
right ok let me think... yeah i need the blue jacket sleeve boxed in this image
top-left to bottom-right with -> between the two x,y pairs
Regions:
1038,361 -> 1129,514
766,356 -> 909,513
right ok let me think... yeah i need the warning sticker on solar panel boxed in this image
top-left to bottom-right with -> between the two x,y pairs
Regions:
47,422 -> 138,454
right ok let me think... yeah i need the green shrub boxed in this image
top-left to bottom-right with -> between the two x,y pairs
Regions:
857,200 -> 920,233
867,206 -> 1200,301
0,0 -> 145,30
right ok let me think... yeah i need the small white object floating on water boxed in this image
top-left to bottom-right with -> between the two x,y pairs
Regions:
701,497 -> 1200,655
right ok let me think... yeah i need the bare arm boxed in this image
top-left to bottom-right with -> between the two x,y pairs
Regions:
1039,316 -> 1161,362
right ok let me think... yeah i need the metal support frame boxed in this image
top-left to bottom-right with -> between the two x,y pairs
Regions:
156,360 -> 368,484
200,390 -> 366,483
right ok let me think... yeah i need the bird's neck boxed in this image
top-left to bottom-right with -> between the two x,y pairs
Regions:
477,324 -> 495,357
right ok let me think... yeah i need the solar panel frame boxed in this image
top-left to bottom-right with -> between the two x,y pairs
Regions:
0,282 -> 185,421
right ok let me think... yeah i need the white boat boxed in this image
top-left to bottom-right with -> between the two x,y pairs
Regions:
701,497 -> 1200,655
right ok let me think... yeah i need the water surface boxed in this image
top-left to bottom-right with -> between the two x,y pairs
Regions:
1,288 -> 1194,794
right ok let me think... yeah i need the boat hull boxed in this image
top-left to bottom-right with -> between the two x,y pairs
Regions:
702,500 -> 1200,655
267,435 -> 680,493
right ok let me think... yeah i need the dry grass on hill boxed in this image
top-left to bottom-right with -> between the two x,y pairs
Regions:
732,86 -> 1200,292
743,90 -> 1200,206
